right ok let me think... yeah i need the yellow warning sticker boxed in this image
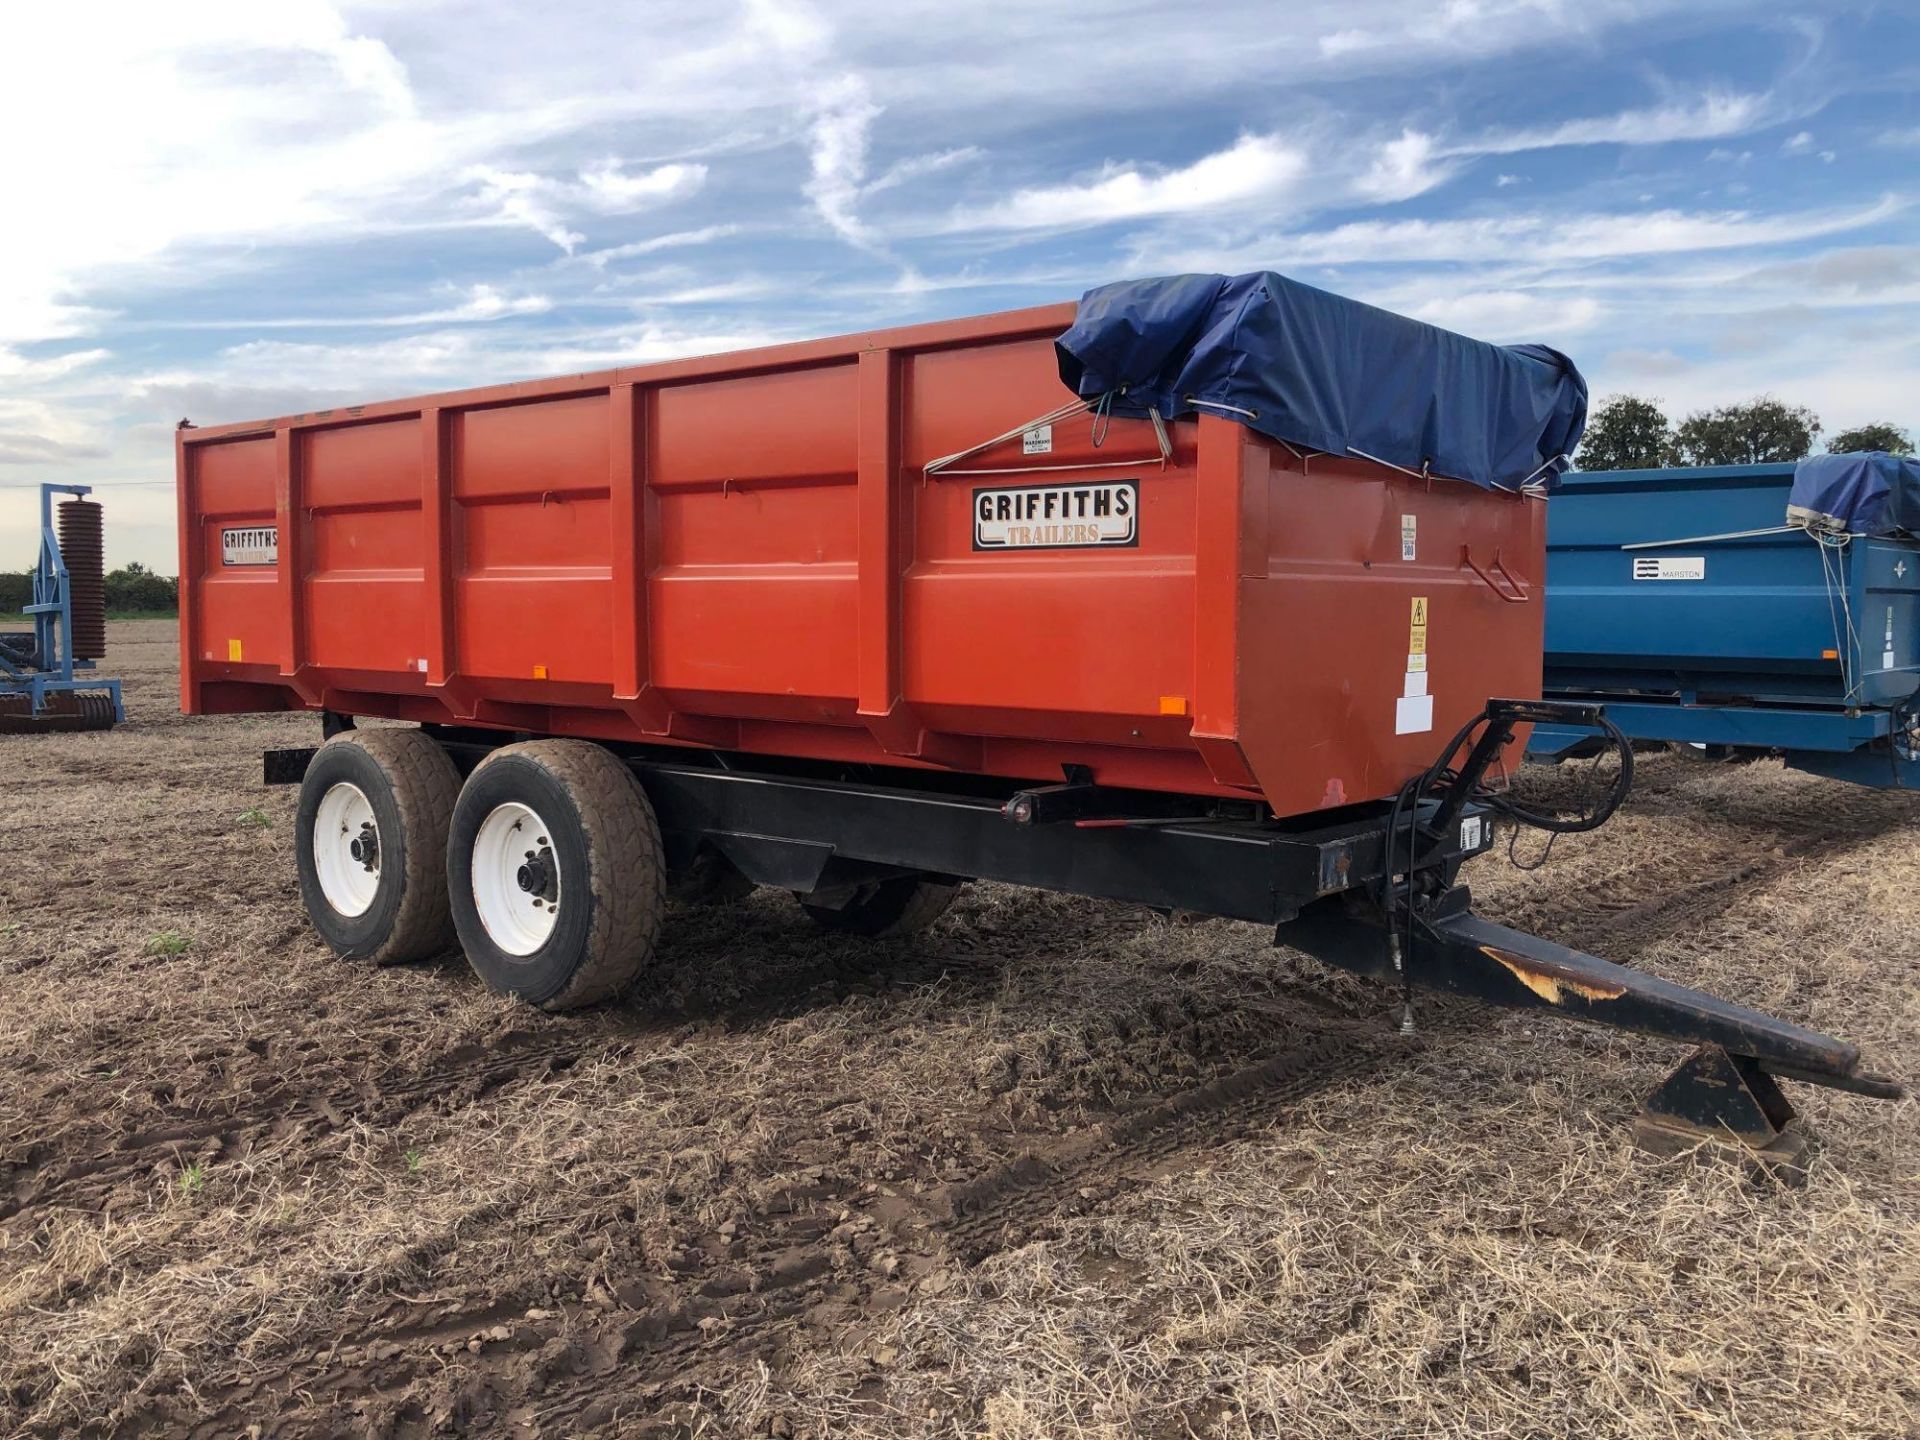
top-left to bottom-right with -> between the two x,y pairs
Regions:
1409,596 -> 1428,656
227,638 -> 243,662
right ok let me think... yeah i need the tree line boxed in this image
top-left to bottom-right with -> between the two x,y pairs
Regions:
0,562 -> 178,616
1576,395 -> 1914,471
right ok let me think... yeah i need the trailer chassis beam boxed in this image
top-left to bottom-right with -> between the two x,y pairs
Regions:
1279,888 -> 1901,1172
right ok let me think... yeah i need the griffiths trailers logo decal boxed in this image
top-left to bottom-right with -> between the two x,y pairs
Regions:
220,526 -> 278,566
973,480 -> 1138,551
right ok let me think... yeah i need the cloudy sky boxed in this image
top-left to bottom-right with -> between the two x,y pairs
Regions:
2,0 -> 1917,570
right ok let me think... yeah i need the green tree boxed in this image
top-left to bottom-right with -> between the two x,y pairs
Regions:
1828,422 -> 1914,457
1671,396 -> 1820,466
101,565 -> 177,613
1575,394 -> 1673,470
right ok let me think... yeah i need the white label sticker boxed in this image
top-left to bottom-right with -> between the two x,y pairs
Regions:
221,525 -> 278,567
1632,556 -> 1705,581
1021,424 -> 1053,455
1406,652 -> 1426,673
974,481 -> 1138,550
1403,670 -> 1428,697
1400,514 -> 1417,561
1460,815 -> 1485,850
1395,693 -> 1434,735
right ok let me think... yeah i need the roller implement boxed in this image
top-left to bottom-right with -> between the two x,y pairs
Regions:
1,483 -> 125,733
179,271 -> 1900,1169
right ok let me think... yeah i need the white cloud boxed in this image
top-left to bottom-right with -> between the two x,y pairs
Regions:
1318,28 -> 1376,56
1781,130 -> 1815,155
577,161 -> 709,212
0,347 -> 111,381
581,225 -> 745,267
1136,197 -> 1906,270
805,74 -> 885,249
1468,91 -> 1773,156
469,162 -> 709,252
1495,173 -> 1524,187
864,146 -> 983,197
1408,290 -> 1602,338
135,318 -> 793,408
1355,130 -> 1454,203
0,396 -> 110,463
934,133 -> 1306,234
1604,347 -> 1689,378
468,169 -> 588,252
1877,127 -> 1920,149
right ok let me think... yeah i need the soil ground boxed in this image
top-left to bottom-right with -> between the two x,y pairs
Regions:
1,620 -> 1915,1438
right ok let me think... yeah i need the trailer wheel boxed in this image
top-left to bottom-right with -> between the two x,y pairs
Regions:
295,729 -> 460,964
797,876 -> 959,937
447,740 -> 665,1010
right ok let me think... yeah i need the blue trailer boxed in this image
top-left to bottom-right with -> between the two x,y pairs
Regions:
1530,455 -> 1920,788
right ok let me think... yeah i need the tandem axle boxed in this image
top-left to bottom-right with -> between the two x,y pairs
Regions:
263,698 -> 1900,1174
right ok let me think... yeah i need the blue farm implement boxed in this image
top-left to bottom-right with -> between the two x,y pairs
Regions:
0,483 -> 125,733
1531,458 -> 1920,788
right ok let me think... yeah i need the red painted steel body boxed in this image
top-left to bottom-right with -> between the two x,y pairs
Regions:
176,301 -> 1544,818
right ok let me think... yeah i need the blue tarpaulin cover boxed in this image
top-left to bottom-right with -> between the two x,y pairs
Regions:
1787,452 -> 1920,536
1055,271 -> 1589,492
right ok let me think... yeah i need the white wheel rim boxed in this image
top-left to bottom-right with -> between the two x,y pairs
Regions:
471,801 -> 561,956
314,782 -> 381,918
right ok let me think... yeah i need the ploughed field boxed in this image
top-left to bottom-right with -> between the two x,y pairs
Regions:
2,619 -> 1916,1439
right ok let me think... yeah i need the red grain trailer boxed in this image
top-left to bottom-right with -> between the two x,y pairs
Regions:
179,272 -> 1896,1165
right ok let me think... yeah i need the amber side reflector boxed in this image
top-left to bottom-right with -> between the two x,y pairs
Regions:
1822,648 -> 1839,659
533,664 -> 550,680
1159,695 -> 1189,716
227,638 -> 243,662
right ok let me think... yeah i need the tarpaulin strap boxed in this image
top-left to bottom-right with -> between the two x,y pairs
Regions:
1622,525 -> 1795,551
1347,446 -> 1446,484
1816,532 -> 1861,700
1184,395 -> 1259,420
1347,446 -> 1566,497
923,390 -> 1172,479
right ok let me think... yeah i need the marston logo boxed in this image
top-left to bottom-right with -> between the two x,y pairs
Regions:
973,480 -> 1138,550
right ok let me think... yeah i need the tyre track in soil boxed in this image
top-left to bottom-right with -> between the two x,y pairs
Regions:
18,904 -> 1345,1426
143,1021 -> 1403,1440
0,1027 -> 590,1224
0,926 -> 1021,1228
1479,797 -> 1916,966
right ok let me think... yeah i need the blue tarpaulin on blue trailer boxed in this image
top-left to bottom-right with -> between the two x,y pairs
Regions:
1786,451 -> 1920,536
1054,271 -> 1589,492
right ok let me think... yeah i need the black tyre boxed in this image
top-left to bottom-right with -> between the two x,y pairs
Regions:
797,876 -> 959,937
447,740 -> 665,1010
295,729 -> 460,964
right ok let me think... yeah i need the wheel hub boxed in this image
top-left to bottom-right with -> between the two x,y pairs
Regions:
515,846 -> 556,899
471,802 -> 561,955
313,782 -> 381,919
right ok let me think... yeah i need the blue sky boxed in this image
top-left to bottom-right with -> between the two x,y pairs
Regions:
2,0 -> 1917,570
